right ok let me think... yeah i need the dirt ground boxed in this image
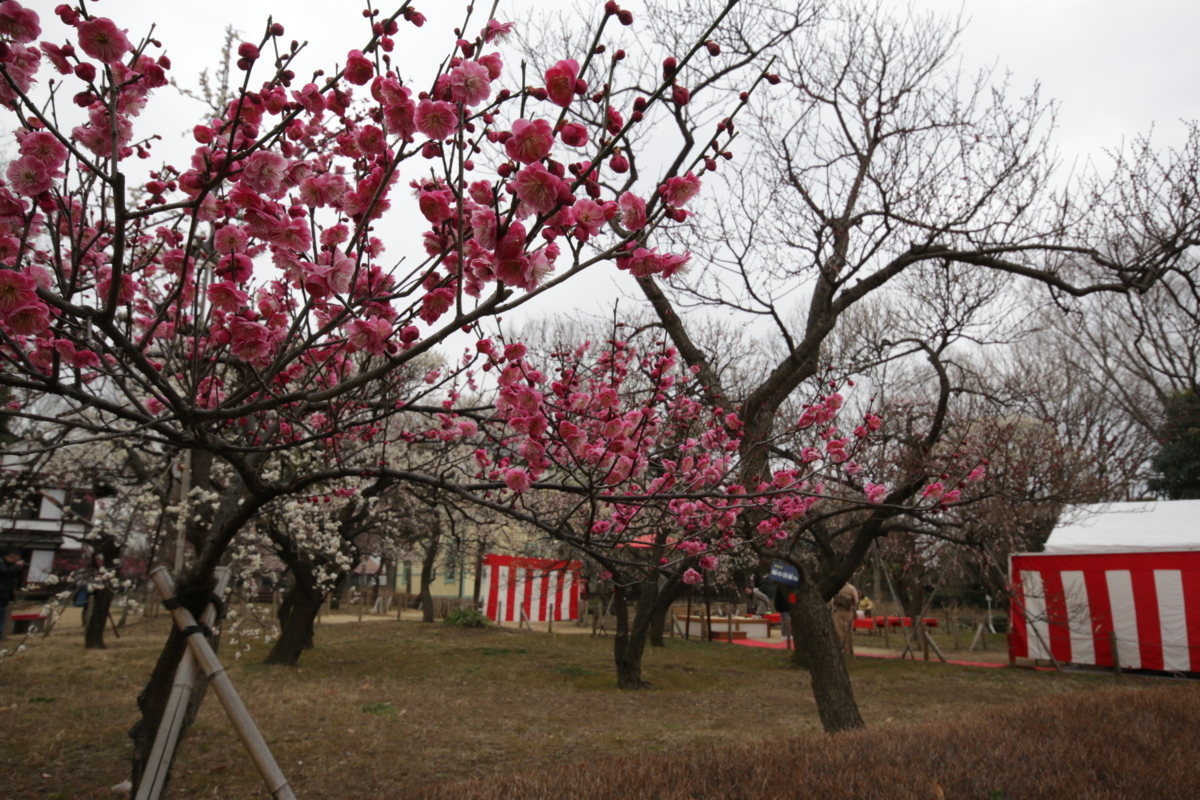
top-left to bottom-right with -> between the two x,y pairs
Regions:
0,608 -> 1175,799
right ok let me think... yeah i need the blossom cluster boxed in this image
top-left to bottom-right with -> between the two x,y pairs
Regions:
0,0 -> 717,459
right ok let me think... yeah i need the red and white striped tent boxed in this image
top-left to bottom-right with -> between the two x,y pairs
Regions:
481,554 -> 582,624
1009,500 -> 1200,672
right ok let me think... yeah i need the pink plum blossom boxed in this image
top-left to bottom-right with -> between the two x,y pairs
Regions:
77,18 -> 133,63
4,300 -> 49,335
207,281 -> 249,312
0,269 -> 37,314
0,2 -> 40,44
482,20 -> 514,43
5,155 -> 52,196
505,119 -> 554,164
449,60 -> 492,107
544,59 -> 579,107
618,192 -> 647,230
414,99 -> 458,139
864,483 -> 887,504
240,151 -> 288,194
17,131 -> 66,169
682,568 -> 704,585
559,122 -> 588,147
513,163 -> 565,214
659,172 -> 702,206
344,49 -> 374,85
504,467 -> 533,493
346,316 -> 392,355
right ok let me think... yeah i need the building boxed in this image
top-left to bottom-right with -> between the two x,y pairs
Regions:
0,487 -> 90,589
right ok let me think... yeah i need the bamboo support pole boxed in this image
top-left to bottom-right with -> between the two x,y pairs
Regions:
149,568 -> 296,800
970,622 -> 987,651
137,568 -> 232,800
924,628 -> 947,663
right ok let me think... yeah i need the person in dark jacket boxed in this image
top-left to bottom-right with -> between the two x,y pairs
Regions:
0,550 -> 26,639
774,584 -> 792,647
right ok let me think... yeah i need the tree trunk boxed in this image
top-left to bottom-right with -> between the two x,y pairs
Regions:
84,586 -> 114,649
127,573 -> 221,797
263,567 -> 324,666
611,586 -> 649,689
611,576 -> 682,688
419,538 -> 438,623
472,545 -> 484,604
128,478 -> 262,797
790,565 -> 865,733
83,534 -> 123,650
648,579 -> 686,648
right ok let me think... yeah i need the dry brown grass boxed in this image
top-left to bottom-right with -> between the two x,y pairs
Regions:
0,613 -> 1189,799
413,685 -> 1200,800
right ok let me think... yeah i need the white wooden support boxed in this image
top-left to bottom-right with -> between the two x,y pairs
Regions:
149,567 -> 297,800
970,622 -> 986,651
137,567 -> 232,800
924,628 -> 947,663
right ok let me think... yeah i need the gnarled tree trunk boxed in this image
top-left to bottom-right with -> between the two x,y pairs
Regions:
84,586 -> 114,649
790,564 -> 865,732
264,563 -> 324,666
611,574 -> 686,688
648,579 -> 685,647
128,477 -> 261,797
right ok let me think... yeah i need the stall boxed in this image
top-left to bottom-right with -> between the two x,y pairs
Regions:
1009,500 -> 1200,672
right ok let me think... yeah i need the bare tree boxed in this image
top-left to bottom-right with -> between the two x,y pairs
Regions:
618,0 -> 1200,731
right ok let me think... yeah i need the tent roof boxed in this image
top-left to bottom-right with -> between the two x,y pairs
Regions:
1042,500 -> 1200,554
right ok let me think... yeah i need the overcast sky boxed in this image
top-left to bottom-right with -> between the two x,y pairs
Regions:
63,0 -> 1200,327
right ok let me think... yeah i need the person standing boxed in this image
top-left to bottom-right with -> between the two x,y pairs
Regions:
0,550 -> 26,640
745,584 -> 771,616
831,582 -> 859,655
774,584 -> 792,648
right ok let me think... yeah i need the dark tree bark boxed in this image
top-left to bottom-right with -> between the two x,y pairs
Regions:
609,573 -> 687,688
84,586 -> 114,649
128,478 -> 264,798
611,585 -> 648,690
84,533 -> 124,650
789,564 -> 865,732
648,579 -> 686,647
419,536 -> 438,623
263,564 -> 324,666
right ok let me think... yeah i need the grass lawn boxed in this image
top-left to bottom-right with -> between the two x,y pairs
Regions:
0,612 -> 1183,799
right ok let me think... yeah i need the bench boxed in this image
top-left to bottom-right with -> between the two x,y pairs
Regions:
9,609 -> 47,635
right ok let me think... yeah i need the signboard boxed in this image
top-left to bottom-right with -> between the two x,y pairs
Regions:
769,561 -> 800,586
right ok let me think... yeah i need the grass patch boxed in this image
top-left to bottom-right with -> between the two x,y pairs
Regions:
553,664 -> 601,678
411,684 -> 1200,799
0,612 -> 1187,798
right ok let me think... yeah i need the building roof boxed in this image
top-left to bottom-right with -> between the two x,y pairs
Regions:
1042,500 -> 1200,554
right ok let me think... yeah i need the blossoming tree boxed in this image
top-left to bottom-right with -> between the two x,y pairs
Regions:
512,0 -> 1200,731
0,0 -> 781,788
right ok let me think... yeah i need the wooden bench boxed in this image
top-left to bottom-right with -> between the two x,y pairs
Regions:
710,630 -> 748,641
9,609 -> 47,635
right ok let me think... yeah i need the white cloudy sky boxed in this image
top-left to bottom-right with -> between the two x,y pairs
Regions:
41,0 -> 1200,327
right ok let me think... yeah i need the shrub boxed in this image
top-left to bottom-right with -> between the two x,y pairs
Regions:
442,608 -> 490,628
